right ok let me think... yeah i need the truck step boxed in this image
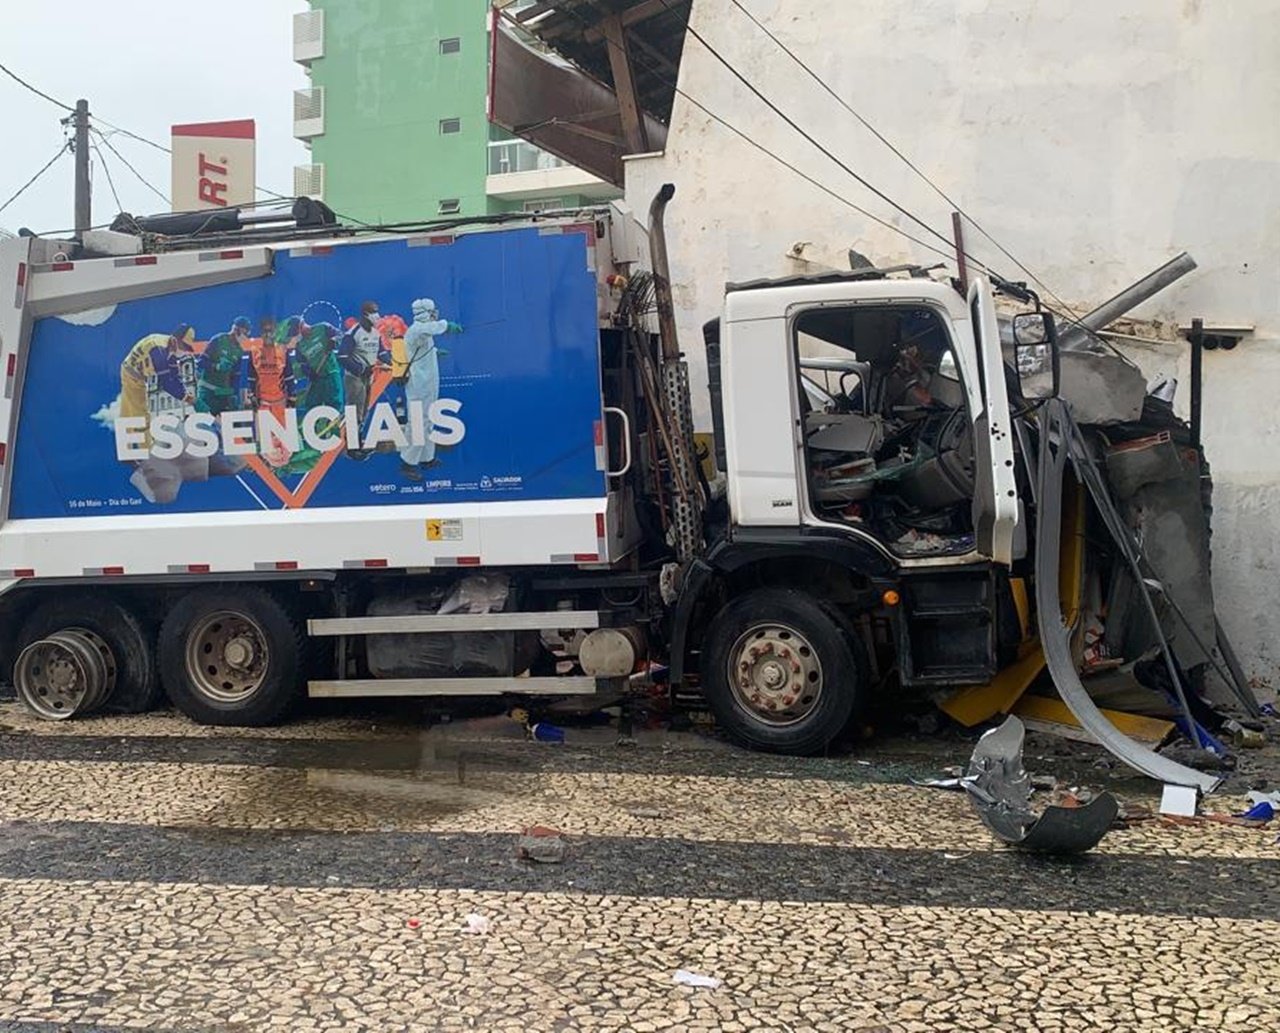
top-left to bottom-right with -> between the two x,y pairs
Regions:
308,611 -> 601,636
307,676 -> 598,699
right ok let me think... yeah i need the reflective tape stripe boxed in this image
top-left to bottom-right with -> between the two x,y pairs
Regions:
434,556 -> 481,567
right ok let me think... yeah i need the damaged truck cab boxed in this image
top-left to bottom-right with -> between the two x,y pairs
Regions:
680,271 -> 1059,753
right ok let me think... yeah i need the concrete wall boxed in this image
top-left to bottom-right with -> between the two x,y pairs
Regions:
624,0 -> 1280,687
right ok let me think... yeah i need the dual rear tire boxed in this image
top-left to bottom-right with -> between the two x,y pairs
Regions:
158,588 -> 305,726
14,588 -> 303,726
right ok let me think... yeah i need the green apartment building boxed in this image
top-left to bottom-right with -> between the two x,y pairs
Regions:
291,1 -> 619,223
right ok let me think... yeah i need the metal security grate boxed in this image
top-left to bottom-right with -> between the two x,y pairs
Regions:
293,10 -> 325,62
293,87 -> 325,139
293,163 -> 325,200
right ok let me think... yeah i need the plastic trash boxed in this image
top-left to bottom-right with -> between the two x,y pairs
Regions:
673,970 -> 722,990
1238,801 -> 1274,822
462,913 -> 490,935
530,722 -> 566,743
406,918 -> 421,929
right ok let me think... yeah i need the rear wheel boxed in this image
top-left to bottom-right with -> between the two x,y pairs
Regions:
700,588 -> 865,755
159,588 -> 304,726
17,596 -> 160,715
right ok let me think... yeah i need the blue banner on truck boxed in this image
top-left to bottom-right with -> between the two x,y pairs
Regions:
8,228 -> 607,518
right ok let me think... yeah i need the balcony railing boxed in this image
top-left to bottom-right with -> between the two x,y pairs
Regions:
487,139 -> 568,176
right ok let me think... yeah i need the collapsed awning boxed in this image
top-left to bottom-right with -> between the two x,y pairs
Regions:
489,1 -> 689,187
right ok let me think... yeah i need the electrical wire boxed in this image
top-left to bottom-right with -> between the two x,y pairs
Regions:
724,0 -> 1086,322
650,0 -> 972,260
92,129 -> 169,205
90,140 -> 125,214
0,59 -> 74,110
513,1 -> 982,271
3,59 -> 299,207
0,143 -> 71,216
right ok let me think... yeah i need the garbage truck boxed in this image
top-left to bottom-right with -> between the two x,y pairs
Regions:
0,190 -> 1248,782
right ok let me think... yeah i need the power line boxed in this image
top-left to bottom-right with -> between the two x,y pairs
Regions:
724,0 -> 1084,319
0,143 -> 71,216
544,2 -> 985,270
92,129 -> 169,205
0,59 -> 74,111
90,140 -> 125,214
652,0 -> 970,261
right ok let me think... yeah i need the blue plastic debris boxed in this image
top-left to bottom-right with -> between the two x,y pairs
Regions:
1239,801 -> 1275,823
530,722 -> 566,744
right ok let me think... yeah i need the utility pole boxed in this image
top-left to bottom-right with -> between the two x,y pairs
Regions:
73,98 -> 91,236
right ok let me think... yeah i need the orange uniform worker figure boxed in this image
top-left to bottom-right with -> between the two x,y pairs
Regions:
247,317 -> 297,421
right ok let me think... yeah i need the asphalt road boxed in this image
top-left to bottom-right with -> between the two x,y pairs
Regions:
0,700 -> 1277,1032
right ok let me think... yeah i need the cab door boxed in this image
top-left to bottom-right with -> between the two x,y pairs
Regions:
967,275 -> 1019,565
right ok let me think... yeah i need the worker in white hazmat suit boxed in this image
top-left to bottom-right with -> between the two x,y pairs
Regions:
398,297 -> 463,481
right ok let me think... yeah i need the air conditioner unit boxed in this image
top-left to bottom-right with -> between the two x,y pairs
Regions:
293,10 -> 325,63
293,163 -> 325,201
293,87 -> 325,139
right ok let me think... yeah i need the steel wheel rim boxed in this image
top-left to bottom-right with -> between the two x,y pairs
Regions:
727,622 -> 824,727
184,610 -> 270,704
67,627 -> 117,711
15,631 -> 107,720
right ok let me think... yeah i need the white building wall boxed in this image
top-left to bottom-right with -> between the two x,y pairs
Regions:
624,0 -> 1280,687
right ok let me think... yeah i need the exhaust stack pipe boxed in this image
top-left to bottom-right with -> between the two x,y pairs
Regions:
1059,252 -> 1197,349
647,183 -> 703,564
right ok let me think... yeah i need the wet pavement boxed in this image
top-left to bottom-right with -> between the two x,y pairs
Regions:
0,698 -> 1278,1032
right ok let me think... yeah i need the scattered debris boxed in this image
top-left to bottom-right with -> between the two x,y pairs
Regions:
517,825 -> 568,864
1247,790 -> 1280,810
626,807 -> 667,820
406,918 -> 421,930
1238,801 -> 1274,823
1030,774 -> 1058,791
1158,784 -> 1200,817
530,722 -> 566,743
1223,719 -> 1266,749
1113,800 -> 1155,826
461,913 -> 490,936
964,716 -> 1118,853
913,777 -> 967,791
673,970 -> 722,990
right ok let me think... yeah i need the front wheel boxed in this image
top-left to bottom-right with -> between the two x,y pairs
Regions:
700,588 -> 866,755
158,588 -> 304,726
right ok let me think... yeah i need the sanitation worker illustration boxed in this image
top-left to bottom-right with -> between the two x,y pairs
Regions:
118,323 -> 210,505
248,316 -> 298,468
119,323 -> 196,423
338,300 -> 390,460
195,316 -> 252,416
397,298 -> 463,482
295,320 -> 345,414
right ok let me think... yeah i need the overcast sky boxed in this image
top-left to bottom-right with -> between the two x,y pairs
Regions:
2,0 -> 308,235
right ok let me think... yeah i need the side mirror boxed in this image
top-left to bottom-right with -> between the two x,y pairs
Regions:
1012,311 -> 1059,401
